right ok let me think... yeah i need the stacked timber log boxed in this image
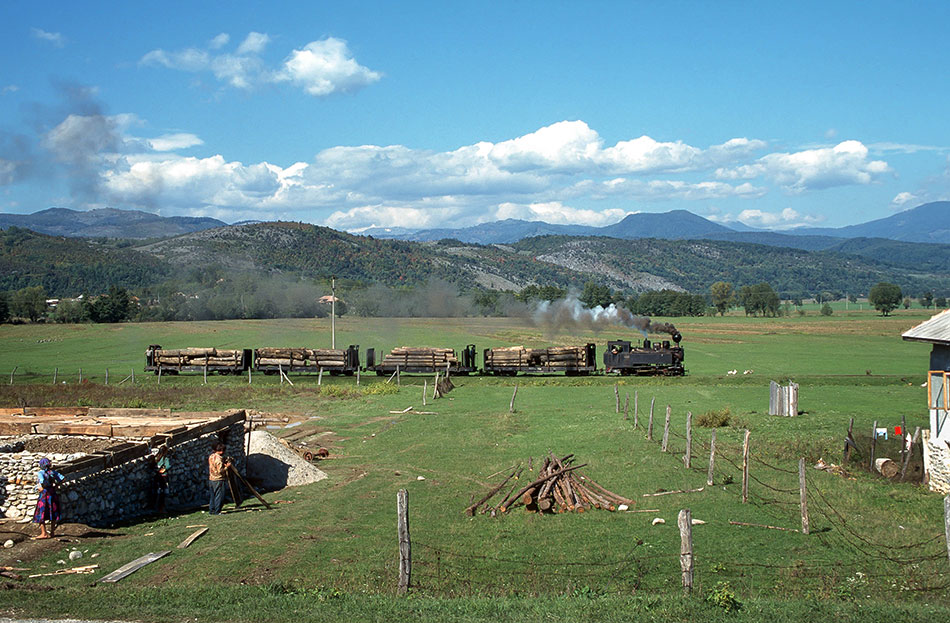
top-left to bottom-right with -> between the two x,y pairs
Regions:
380,347 -> 458,367
152,347 -> 242,367
485,345 -> 589,368
255,347 -> 347,369
466,453 -> 633,516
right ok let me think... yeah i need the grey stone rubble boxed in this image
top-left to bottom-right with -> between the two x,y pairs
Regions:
927,437 -> 950,494
0,423 -> 246,527
247,430 -> 327,490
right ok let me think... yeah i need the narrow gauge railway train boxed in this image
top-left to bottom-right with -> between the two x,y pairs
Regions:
602,331 -> 685,376
145,337 -> 685,377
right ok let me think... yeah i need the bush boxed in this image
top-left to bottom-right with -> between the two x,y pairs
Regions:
820,303 -> 833,316
696,408 -> 731,428
707,581 -> 742,612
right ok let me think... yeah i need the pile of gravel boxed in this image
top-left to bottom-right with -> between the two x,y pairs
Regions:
247,430 -> 327,490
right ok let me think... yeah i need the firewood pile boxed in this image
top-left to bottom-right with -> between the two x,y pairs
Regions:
466,453 -> 633,516
255,347 -> 348,368
152,347 -> 243,367
381,347 -> 458,367
484,345 -> 590,368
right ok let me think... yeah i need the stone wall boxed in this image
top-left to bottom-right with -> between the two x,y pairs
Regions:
0,445 -> 89,519
926,436 -> 950,495
0,421 -> 246,527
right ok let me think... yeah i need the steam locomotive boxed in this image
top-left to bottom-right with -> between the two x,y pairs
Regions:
144,335 -> 685,377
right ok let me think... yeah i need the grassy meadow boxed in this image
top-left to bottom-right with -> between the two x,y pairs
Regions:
1,308 -> 948,622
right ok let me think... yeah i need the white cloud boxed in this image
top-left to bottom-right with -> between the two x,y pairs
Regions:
275,38 -> 381,96
325,205 -> 462,230
209,33 -> 230,49
31,28 -> 65,47
891,191 -> 919,208
566,178 -> 766,201
715,140 -> 890,192
141,34 -> 380,97
236,32 -> 269,55
735,208 -> 825,229
1,85 -> 19,95
493,202 -> 632,226
869,142 -> 949,154
148,133 -> 204,151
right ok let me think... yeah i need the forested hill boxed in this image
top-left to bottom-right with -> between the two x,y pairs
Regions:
3,222 -> 950,298
509,235 -> 950,296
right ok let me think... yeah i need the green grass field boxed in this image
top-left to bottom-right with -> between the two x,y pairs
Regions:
1,310 -> 948,622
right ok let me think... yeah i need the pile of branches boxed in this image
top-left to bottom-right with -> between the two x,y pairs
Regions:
466,453 -> 633,516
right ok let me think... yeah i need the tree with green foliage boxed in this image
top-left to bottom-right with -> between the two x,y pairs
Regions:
88,285 -> 133,323
820,303 -> 833,316
919,291 -> 934,308
516,284 -> 567,304
709,281 -> 734,316
0,291 -> 8,323
868,282 -> 902,316
902,296 -> 912,309
848,293 -> 858,304
51,299 -> 90,323
936,296 -> 948,309
738,283 -> 780,317
579,281 -> 613,309
10,285 -> 47,322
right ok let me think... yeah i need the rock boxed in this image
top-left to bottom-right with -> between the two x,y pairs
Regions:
3,539 -> 13,549
91,553 -> 99,558
69,550 -> 83,561
416,476 -> 426,481
652,518 -> 665,525
691,519 -> 706,525
57,559 -> 66,565
617,504 -> 629,511
67,490 -> 79,502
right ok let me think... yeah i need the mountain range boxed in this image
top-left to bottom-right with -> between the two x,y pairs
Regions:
0,207 -> 226,239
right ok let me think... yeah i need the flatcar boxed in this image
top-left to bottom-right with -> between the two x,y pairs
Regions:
483,344 -> 596,376
145,345 -> 252,375
253,346 -> 360,375
366,345 -> 478,375
602,333 -> 685,376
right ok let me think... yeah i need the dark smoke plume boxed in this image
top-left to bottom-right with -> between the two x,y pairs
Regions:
533,294 -> 677,337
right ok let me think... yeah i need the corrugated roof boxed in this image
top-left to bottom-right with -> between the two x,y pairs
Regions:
902,308 -> 950,345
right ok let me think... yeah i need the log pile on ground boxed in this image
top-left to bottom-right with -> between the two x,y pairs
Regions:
153,347 -> 242,367
381,347 -> 458,367
484,345 -> 589,368
255,347 -> 347,369
466,453 -> 633,516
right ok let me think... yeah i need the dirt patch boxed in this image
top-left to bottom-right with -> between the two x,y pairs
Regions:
0,521 -> 122,566
20,437 -> 115,455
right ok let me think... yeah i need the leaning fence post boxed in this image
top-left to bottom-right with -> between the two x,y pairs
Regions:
8,366 -> 16,386
707,430 -> 717,486
52,367 -> 58,385
423,380 -> 427,407
131,368 -> 135,385
248,366 -> 252,385
105,368 -> 109,385
79,368 -> 82,384
742,430 -> 750,503
634,390 -> 639,428
397,489 -> 411,594
684,411 -> 692,468
900,427 -> 921,481
870,420 -> 878,471
661,405 -> 671,452
509,383 -> 519,413
356,368 -> 360,386
623,393 -> 629,421
843,417 -> 854,464
615,383 -> 620,413
318,367 -> 324,386
678,508 -> 694,594
648,398 -> 655,440
799,457 -> 810,535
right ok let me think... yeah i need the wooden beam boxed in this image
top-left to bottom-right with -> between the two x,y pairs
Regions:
176,527 -> 208,549
98,551 -> 171,583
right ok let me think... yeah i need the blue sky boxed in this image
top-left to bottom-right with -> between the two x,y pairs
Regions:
1,1 -> 948,231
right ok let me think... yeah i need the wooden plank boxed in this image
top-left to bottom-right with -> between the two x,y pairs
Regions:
678,509 -> 693,594
34,423 -> 114,436
112,425 -> 182,438
0,422 -> 33,435
799,457 -> 810,535
176,527 -> 208,549
25,407 -> 90,417
98,551 -> 170,583
87,407 -> 172,417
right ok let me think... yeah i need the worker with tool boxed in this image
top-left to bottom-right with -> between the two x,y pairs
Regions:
207,442 -> 232,515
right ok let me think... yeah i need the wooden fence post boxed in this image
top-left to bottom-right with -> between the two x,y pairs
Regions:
397,365 -> 401,386
901,415 -> 907,466
707,430 -> 716,486
684,411 -> 692,468
356,368 -> 360,386
105,368 -> 109,385
661,405 -> 671,452
799,458 -> 810,535
318,367 -> 323,386
742,430 -> 750,503
423,380 -> 427,406
944,495 -> 950,565
52,367 -> 57,385
615,383 -> 620,413
900,427 -> 921,481
678,508 -> 694,594
203,355 -> 208,385
509,384 -> 519,413
623,393 -> 629,421
131,368 -> 135,385
79,368 -> 83,384
870,420 -> 878,471
248,366 -> 252,385
634,391 -> 639,428
157,366 -> 161,385
647,398 -> 655,440
433,372 -> 439,399
397,489 -> 411,594
8,366 -> 16,386
843,417 -> 854,464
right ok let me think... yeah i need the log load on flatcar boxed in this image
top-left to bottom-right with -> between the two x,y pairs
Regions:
603,333 -> 685,376
254,346 -> 360,375
366,345 -> 477,375
145,345 -> 252,375
483,344 -> 596,376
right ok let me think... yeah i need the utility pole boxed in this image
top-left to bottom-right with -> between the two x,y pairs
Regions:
331,276 -> 336,349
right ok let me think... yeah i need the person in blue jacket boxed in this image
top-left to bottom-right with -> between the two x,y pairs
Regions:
33,457 -> 65,539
